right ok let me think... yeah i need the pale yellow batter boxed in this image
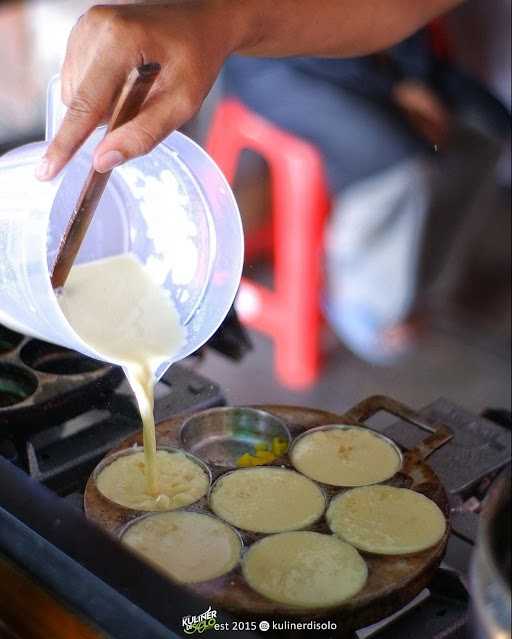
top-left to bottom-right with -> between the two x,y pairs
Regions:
290,427 -> 401,487
122,511 -> 242,583
96,449 -> 209,511
327,485 -> 447,555
242,531 -> 368,608
209,467 -> 325,533
59,254 -> 186,495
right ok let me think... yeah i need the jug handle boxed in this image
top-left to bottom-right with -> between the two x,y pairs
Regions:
45,75 -> 67,142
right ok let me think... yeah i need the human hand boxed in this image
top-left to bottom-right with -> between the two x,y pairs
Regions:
36,2 -> 243,180
392,79 -> 451,147
35,0 -> 462,181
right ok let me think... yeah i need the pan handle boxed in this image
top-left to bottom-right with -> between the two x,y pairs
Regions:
340,395 -> 453,460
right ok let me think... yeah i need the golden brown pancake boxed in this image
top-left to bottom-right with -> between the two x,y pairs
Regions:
242,531 -> 368,607
96,449 -> 209,511
122,511 -> 241,583
209,467 -> 325,533
327,485 -> 446,554
290,427 -> 401,486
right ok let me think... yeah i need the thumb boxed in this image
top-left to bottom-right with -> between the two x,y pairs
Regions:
92,92 -> 193,173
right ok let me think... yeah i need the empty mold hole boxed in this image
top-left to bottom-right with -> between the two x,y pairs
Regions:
20,340 -> 106,375
0,325 -> 24,355
0,364 -> 38,408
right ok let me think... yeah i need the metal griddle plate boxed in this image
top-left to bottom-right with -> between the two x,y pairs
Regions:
0,329 -> 123,434
84,396 -> 453,637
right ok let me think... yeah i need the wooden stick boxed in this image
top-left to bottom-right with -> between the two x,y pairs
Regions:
50,62 -> 160,290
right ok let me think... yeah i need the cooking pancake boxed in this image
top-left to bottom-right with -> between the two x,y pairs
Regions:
327,485 -> 446,555
122,511 -> 241,583
242,531 -> 368,608
209,467 -> 325,533
96,449 -> 209,511
290,427 -> 401,486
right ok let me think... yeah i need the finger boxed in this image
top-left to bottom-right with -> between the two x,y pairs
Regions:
36,65 -> 128,181
92,91 -> 195,173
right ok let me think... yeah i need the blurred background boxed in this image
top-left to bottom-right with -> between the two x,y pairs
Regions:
0,0 -> 510,415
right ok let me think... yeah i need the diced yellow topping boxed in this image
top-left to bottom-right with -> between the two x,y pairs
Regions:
236,437 -> 288,468
237,453 -> 256,467
255,450 -> 276,462
272,437 -> 288,456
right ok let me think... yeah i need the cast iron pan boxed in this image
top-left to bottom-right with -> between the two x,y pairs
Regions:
85,395 -> 453,636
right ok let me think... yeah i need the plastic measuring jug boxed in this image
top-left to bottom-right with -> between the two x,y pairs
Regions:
0,76 -> 244,379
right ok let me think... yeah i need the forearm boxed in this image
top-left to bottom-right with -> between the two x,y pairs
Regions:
229,0 -> 463,58
39,0 -> 464,180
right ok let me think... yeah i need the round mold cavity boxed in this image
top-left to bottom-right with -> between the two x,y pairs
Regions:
0,325 -> 24,355
208,466 -> 327,534
180,407 -> 291,467
20,339 -> 106,375
241,531 -> 368,608
289,424 -> 403,487
0,363 -> 38,408
119,510 -> 244,584
92,446 -> 212,512
326,485 -> 447,555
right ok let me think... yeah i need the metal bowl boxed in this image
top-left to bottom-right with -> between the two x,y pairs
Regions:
179,407 -> 291,468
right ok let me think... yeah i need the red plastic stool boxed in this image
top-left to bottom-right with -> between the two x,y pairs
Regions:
206,99 -> 331,388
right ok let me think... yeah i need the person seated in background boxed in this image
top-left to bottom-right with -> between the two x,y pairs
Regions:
36,1 -> 510,366
223,29 -> 510,364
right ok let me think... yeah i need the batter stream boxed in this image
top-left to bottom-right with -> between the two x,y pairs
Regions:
58,253 -> 186,498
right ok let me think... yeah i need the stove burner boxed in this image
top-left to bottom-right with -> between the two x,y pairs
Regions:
0,326 -> 509,639
383,398 -> 512,495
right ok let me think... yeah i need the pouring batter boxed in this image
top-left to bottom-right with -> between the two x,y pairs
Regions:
58,252 -> 186,497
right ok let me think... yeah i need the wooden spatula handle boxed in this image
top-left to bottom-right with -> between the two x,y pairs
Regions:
50,63 -> 160,290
